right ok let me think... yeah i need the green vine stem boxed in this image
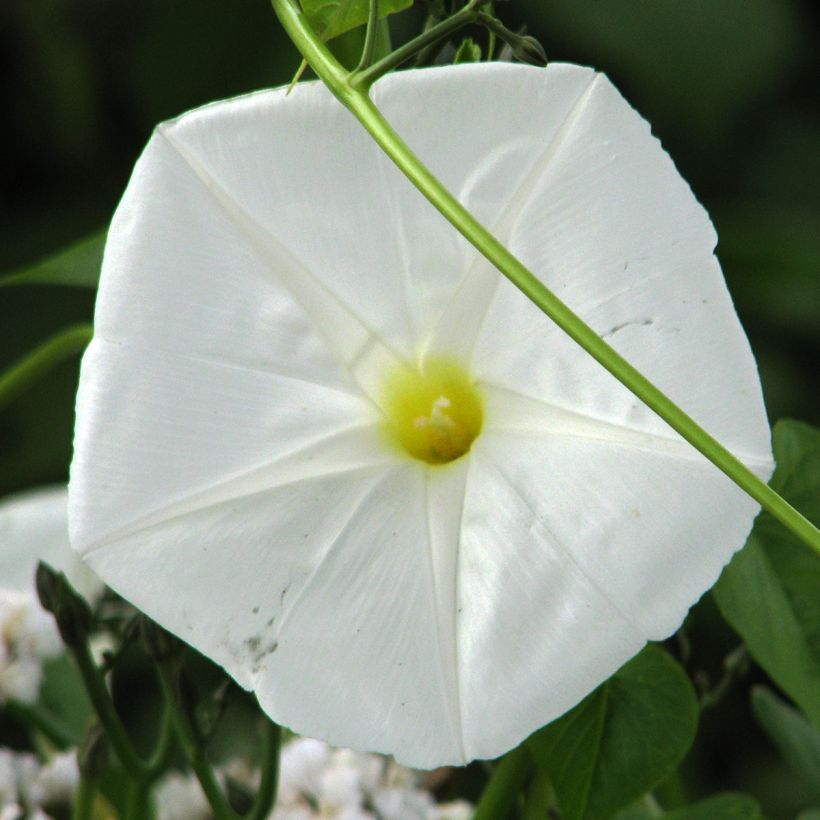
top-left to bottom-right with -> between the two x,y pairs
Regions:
2,698 -> 77,749
155,661 -> 237,820
69,640 -> 148,777
145,703 -> 175,779
351,0 -> 486,87
71,772 -> 99,820
355,0 -> 380,71
270,0 -> 820,555
473,744 -> 535,820
245,718 -> 283,820
0,323 -> 92,411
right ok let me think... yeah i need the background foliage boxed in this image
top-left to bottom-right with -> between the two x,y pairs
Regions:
1,0 -> 818,816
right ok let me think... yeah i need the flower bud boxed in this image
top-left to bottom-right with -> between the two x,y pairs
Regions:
35,562 -> 92,648
511,35 -> 547,67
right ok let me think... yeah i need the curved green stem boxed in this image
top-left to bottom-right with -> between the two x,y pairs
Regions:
146,703 -> 175,781
351,0 -> 484,87
124,779 -> 152,820
72,772 -> 99,820
271,0 -> 820,554
356,0 -> 380,70
245,719 -> 282,820
70,640 -> 148,777
156,662 -> 237,820
0,324 -> 92,411
473,744 -> 535,820
3,698 -> 77,748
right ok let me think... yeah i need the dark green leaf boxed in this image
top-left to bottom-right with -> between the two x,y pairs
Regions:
751,686 -> 820,801
665,793 -> 763,820
713,421 -> 820,727
0,230 -> 106,289
527,646 -> 698,820
612,793 -> 763,820
39,654 -> 94,744
301,0 -> 412,42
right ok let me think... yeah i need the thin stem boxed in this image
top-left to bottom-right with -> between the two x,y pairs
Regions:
699,645 -> 749,711
351,0 -> 484,87
146,703 -> 175,781
70,640 -> 147,777
72,772 -> 98,820
245,719 -> 282,820
473,744 -> 535,820
3,698 -> 77,748
124,779 -> 152,820
156,662 -> 237,820
356,0 -> 381,70
0,324 -> 92,411
270,0 -> 820,554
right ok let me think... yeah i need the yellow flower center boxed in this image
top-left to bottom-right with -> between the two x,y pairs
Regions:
380,356 -> 483,465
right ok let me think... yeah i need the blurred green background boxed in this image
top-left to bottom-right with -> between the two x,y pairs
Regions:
1,0 -> 818,815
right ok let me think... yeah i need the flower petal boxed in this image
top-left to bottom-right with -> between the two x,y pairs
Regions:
456,420 -> 767,759
0,487 -> 101,602
71,340 -> 378,551
469,70 -> 771,461
84,463 -> 470,768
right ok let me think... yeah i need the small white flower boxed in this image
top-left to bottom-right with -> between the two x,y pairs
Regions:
371,787 -> 436,820
0,590 -> 61,703
278,738 -> 333,806
0,749 -> 39,812
271,738 -> 463,819
28,752 -> 79,809
433,801 -> 473,820
154,770 -> 213,820
69,63 -> 773,766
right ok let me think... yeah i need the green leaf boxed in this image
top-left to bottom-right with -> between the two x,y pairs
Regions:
751,686 -> 820,801
665,793 -> 763,820
39,654 -> 94,744
797,811 -> 820,820
301,0 -> 412,42
527,646 -> 698,820
612,793 -> 763,820
713,420 -> 820,727
454,37 -> 482,64
0,230 -> 106,289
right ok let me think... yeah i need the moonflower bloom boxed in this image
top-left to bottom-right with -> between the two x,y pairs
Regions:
0,487 -> 101,602
69,63 -> 774,767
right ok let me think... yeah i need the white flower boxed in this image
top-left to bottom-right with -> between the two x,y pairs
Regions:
154,770 -> 213,820
0,749 -> 39,812
272,737 -> 464,819
28,752 -> 79,809
0,487 -> 102,603
69,63 -> 773,767
0,488 -> 103,703
0,590 -> 61,703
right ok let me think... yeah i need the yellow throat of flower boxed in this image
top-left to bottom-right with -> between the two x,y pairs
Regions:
380,356 -> 483,465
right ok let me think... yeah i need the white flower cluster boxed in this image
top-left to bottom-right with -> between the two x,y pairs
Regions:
0,749 -> 79,818
0,590 -> 62,705
154,737 -> 472,819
